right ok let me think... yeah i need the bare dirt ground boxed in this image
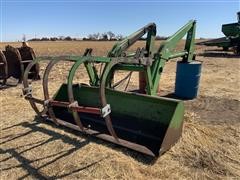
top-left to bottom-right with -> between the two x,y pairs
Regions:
0,41 -> 239,179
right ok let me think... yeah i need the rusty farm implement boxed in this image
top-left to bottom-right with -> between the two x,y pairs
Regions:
23,20 -> 201,156
0,43 -> 40,87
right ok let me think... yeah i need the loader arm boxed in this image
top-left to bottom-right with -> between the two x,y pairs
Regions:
145,20 -> 197,95
108,23 -> 156,57
157,20 -> 196,62
100,20 -> 197,95
83,23 -> 156,86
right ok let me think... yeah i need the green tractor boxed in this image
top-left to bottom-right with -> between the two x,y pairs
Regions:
199,12 -> 240,54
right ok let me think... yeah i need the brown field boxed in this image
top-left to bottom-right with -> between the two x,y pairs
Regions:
0,41 -> 240,179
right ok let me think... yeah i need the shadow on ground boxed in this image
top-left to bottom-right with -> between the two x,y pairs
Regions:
0,117 -> 156,179
0,120 -> 102,179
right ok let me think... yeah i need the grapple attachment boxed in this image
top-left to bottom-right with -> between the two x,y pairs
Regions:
23,20 -> 198,157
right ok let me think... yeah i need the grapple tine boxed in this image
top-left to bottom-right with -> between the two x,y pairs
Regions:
42,59 -> 61,125
23,59 -> 46,116
66,49 -> 95,132
99,59 -> 125,141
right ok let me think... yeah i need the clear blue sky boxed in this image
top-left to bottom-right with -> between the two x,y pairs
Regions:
1,0 -> 239,42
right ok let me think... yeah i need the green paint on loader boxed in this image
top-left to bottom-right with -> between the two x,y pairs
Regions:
52,84 -> 184,156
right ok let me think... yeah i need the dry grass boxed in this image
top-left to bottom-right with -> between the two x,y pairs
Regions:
0,41 -> 240,179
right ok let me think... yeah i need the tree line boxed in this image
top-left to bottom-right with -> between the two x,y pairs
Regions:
28,31 -> 123,41
29,36 -> 78,41
28,31 -> 168,41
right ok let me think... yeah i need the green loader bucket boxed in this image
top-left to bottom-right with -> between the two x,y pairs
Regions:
51,84 -> 184,157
